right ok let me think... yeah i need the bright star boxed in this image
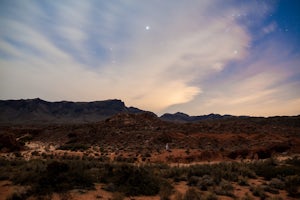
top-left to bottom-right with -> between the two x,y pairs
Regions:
145,26 -> 150,30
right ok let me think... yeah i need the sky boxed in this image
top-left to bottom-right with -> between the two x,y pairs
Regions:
0,0 -> 300,116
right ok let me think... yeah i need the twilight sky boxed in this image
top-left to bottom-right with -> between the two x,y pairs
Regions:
0,0 -> 300,116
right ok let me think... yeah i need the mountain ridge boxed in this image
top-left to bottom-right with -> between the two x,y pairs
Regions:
160,112 -> 236,122
0,98 -> 146,124
0,98 -> 299,124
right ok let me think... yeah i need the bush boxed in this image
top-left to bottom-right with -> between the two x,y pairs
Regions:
241,192 -> 253,200
264,185 -> 279,194
215,180 -> 234,197
285,175 -> 300,197
159,180 -> 173,200
183,188 -> 202,200
163,166 -> 188,182
250,185 -> 267,199
35,161 -> 94,194
251,160 -> 300,180
102,164 -> 161,196
6,188 -> 29,200
269,178 -> 284,190
197,175 -> 215,191
238,176 -> 249,186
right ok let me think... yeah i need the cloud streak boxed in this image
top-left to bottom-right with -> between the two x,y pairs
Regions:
0,0 -> 299,115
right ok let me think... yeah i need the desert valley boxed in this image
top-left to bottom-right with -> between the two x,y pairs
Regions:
0,99 -> 299,200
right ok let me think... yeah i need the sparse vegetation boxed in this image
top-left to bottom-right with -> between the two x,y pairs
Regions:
285,175 -> 300,197
250,185 -> 267,199
250,158 -> 300,180
0,114 -> 300,199
0,153 -> 300,199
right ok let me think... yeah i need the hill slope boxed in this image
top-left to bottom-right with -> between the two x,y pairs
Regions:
0,98 -> 145,124
160,112 -> 237,122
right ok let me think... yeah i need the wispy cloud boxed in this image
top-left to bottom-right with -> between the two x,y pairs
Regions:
0,1 -> 299,115
164,38 -> 300,116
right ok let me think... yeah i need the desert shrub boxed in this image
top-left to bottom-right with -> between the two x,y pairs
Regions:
0,158 -> 12,180
159,180 -> 173,200
6,188 -> 29,200
250,185 -> 267,199
275,165 -> 300,177
197,175 -> 215,191
236,164 -> 256,178
183,188 -> 202,200
11,159 -> 46,186
35,160 -> 94,194
174,175 -> 188,182
251,159 -> 300,180
285,175 -> 300,197
188,176 -> 200,186
101,164 -> 160,196
238,176 -> 249,186
212,167 -> 238,182
187,164 -> 211,178
263,185 -> 279,194
210,162 -> 254,182
215,180 -> 234,197
163,166 -> 188,182
269,178 -> 284,190
169,162 -> 255,187
6,159 -> 95,196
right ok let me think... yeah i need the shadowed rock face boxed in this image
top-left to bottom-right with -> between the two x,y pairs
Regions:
0,98 -> 145,124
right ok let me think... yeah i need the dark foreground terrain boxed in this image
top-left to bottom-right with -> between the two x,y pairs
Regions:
0,103 -> 300,199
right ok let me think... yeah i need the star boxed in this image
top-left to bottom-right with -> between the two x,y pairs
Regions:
145,26 -> 150,30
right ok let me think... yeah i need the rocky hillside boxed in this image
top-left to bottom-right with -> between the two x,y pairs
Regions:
160,112 -> 245,122
2,113 -> 300,159
0,98 -> 145,124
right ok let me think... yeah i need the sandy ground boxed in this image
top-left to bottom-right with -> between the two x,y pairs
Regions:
0,181 -> 15,200
0,178 -> 297,200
